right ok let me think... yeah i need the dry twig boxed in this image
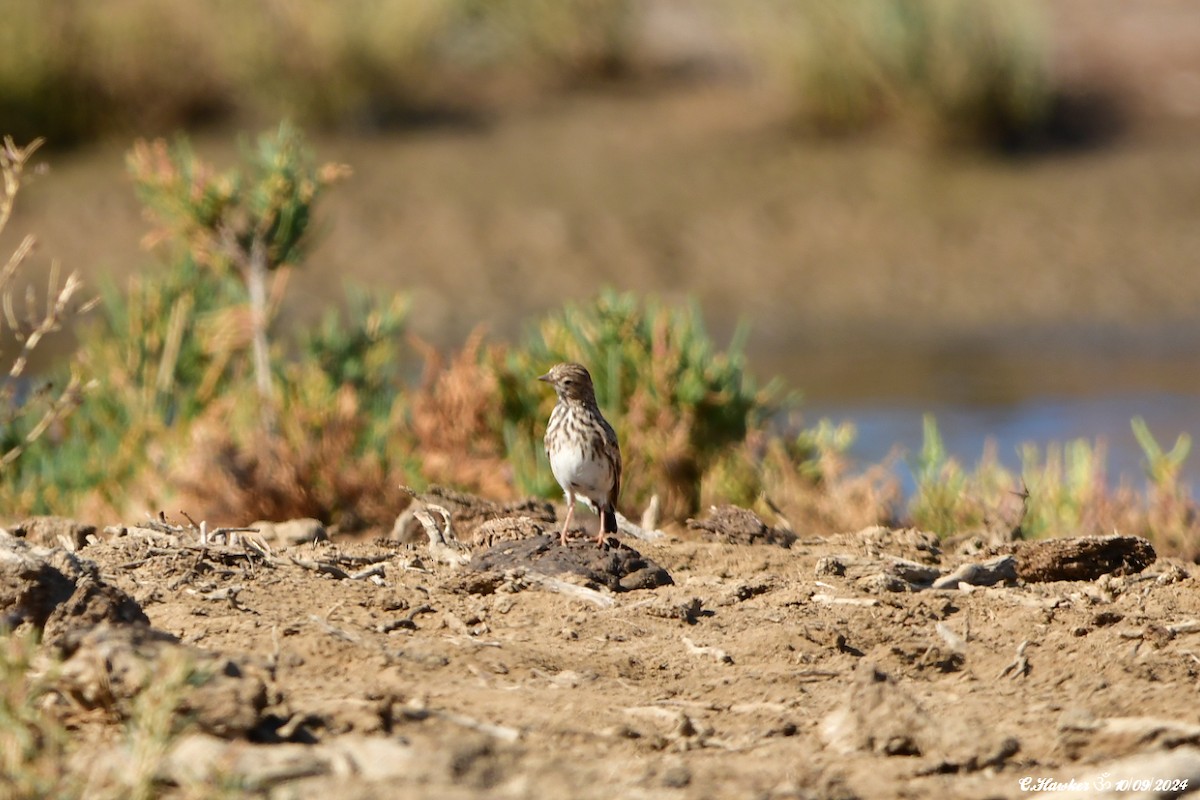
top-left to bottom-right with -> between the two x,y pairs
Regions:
682,636 -> 734,664
402,700 -> 520,742
998,640 -> 1031,680
0,136 -> 97,470
811,593 -> 880,607
525,572 -> 615,608
412,503 -> 471,567
142,511 -> 260,546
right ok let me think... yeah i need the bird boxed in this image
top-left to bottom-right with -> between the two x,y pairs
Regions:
539,362 -> 622,547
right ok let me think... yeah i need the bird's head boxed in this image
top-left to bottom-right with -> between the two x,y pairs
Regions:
538,362 -> 598,404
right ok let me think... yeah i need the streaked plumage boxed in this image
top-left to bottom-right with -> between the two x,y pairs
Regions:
539,362 -> 622,546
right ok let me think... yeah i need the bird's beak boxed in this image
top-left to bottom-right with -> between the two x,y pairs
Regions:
537,372 -> 551,383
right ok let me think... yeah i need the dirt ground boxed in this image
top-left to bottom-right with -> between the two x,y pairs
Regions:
8,504 -> 1200,799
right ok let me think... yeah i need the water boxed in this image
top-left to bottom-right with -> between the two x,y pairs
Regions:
811,393 -> 1195,491
806,392 -> 1196,494
762,333 -> 1200,496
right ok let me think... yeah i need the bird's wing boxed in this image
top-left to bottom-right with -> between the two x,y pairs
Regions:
604,418 -> 621,504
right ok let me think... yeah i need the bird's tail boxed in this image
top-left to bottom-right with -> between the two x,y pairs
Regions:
601,505 -> 618,534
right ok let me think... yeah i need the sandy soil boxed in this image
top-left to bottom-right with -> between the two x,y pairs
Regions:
11,508 -> 1200,800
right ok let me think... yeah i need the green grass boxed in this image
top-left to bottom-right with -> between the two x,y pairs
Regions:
907,413 -> 1200,556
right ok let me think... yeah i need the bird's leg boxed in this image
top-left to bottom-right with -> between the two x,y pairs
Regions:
596,503 -> 616,547
559,492 -> 576,546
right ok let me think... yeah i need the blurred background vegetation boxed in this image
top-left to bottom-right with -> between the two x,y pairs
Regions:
2,0 -> 1200,555
0,0 -> 1098,148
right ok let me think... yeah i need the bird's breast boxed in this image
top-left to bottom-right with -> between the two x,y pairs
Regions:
550,445 -> 612,500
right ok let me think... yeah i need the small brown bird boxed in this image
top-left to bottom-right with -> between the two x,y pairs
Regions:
539,362 -> 622,546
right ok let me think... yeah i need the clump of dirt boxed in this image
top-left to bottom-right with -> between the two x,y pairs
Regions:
687,504 -> 797,548
1014,534 -> 1157,582
4,510 -> 1200,799
0,529 -> 148,639
472,533 -> 673,592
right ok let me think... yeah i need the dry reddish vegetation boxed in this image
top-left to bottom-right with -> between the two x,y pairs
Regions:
6,507 -> 1200,799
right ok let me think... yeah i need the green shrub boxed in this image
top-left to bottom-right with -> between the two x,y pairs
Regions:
908,415 -> 1113,540
495,289 -> 787,519
906,415 -> 1200,557
908,415 -> 1018,537
3,125 -> 412,528
1,260 -> 242,514
1132,416 -> 1191,493
1130,416 -> 1196,555
128,123 -> 349,430
298,285 -> 411,453
909,414 -> 971,536
143,277 -> 412,530
174,285 -> 414,530
1018,438 -> 1105,538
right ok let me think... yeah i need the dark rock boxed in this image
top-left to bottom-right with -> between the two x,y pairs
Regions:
471,534 -> 672,592
1016,535 -> 1156,582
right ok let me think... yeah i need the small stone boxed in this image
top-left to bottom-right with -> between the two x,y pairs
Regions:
493,596 -> 515,614
661,762 -> 692,788
253,518 -> 328,546
815,556 -> 847,577
10,516 -> 96,550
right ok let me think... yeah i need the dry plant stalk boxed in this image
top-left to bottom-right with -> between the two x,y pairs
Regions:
0,136 -> 96,469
